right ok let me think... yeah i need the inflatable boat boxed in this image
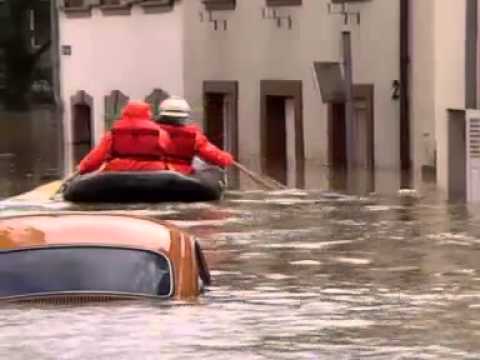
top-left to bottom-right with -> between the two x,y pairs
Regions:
63,167 -> 225,203
0,213 -> 211,303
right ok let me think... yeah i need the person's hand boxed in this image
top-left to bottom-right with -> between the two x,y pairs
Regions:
221,153 -> 234,167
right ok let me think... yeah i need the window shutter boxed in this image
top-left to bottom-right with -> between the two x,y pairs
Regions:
104,90 -> 129,130
202,0 -> 236,11
145,89 -> 170,119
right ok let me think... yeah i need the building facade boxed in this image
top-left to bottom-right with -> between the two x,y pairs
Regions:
184,0 -> 404,192
58,0 -> 408,193
58,0 -> 184,171
410,0 -> 480,201
410,0 -> 466,197
59,0 -> 480,197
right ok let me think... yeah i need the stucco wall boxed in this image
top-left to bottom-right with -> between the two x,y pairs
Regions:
434,0 -> 466,191
410,0 -> 436,178
410,0 -> 467,194
59,3 -> 184,170
184,0 -> 400,189
352,0 -> 400,170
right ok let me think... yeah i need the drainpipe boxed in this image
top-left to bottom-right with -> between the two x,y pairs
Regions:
50,0 -> 65,177
399,0 -> 411,187
342,31 -> 355,173
466,0 -> 478,109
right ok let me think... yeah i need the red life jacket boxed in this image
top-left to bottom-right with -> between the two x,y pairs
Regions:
160,124 -> 197,164
110,120 -> 165,160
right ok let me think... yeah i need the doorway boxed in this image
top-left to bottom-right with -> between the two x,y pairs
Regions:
203,81 -> 239,188
71,91 -> 93,166
260,80 -> 304,188
204,93 -> 226,148
328,102 -> 347,190
447,109 -> 466,201
264,95 -> 288,184
72,104 -> 92,165
328,84 -> 374,193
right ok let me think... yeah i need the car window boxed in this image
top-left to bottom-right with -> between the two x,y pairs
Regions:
0,246 -> 172,298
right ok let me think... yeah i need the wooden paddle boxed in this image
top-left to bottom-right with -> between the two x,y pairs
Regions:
232,161 -> 288,191
10,180 -> 64,202
49,170 -> 80,200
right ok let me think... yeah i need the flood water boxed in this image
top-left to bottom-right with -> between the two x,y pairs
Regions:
2,186 -> 480,359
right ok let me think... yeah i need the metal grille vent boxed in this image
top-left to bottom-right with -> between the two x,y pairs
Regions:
469,118 -> 480,158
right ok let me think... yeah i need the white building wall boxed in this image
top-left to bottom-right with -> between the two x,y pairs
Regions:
433,0 -> 466,192
58,3 -> 184,171
411,0 -> 466,193
410,0 -> 436,182
352,0 -> 400,170
184,0 -> 400,189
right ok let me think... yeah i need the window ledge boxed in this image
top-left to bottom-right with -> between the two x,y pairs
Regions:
140,0 -> 174,14
62,6 -> 92,18
203,0 -> 236,11
266,0 -> 302,7
99,4 -> 132,15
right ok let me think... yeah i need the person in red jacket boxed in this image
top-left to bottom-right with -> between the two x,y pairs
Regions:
155,96 -> 234,175
78,101 -> 171,174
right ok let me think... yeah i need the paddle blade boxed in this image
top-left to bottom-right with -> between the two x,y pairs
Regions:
11,180 -> 64,202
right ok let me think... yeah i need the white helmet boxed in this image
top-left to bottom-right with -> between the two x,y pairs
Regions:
159,96 -> 191,118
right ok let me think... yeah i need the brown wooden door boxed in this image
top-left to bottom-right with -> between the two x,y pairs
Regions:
72,104 -> 92,165
329,103 -> 347,169
204,93 -> 225,149
265,95 -> 287,184
352,85 -> 374,171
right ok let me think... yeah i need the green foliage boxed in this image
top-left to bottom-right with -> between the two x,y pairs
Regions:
0,0 -> 52,110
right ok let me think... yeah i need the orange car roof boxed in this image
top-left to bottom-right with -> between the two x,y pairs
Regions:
0,213 -> 174,253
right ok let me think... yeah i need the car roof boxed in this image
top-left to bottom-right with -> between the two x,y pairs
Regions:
0,213 -> 175,254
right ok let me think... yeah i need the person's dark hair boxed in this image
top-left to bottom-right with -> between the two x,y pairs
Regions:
156,115 -> 189,126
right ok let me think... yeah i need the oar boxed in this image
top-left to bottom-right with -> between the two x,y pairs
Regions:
49,163 -> 109,200
49,170 -> 80,200
261,170 -> 289,190
232,161 -> 287,190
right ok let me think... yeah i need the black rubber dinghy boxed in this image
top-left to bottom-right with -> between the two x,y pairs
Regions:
63,168 -> 225,203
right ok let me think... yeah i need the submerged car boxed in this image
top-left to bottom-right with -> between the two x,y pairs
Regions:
0,213 -> 211,303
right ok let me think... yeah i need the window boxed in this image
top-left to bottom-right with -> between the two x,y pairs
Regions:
202,0 -> 236,11
145,88 -> 170,119
63,0 -> 88,8
139,0 -> 174,13
61,0 -> 92,17
29,2 -> 51,50
104,90 -> 129,130
100,0 -> 122,5
266,0 -> 302,6
0,247 -> 173,299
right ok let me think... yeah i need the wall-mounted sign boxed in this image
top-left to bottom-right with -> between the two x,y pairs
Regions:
61,45 -> 72,56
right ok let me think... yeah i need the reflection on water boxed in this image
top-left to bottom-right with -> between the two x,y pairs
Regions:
1,189 -> 480,358
0,107 -> 62,198
0,0 -> 61,197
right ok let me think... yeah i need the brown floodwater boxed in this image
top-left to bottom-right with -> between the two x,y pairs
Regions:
1,185 -> 480,359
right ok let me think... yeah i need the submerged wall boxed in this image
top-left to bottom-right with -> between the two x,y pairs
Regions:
184,0 -> 401,190
58,2 -> 185,171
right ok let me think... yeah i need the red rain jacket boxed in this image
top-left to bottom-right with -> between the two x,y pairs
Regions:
159,123 -> 234,175
78,103 -> 170,174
